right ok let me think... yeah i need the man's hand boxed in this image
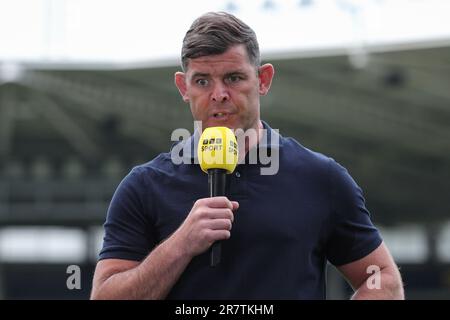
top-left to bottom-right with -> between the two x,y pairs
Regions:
172,196 -> 239,258
91,197 -> 239,300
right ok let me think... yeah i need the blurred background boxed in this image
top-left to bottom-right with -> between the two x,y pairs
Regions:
0,0 -> 449,299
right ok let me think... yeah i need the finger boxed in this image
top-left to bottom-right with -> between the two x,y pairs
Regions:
231,201 -> 239,211
206,196 -> 233,210
206,229 -> 231,242
200,208 -> 234,222
205,218 -> 233,231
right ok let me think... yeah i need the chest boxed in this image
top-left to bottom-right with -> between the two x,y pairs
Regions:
152,169 -> 331,247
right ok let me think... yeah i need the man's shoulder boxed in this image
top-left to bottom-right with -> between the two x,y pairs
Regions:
130,152 -> 174,176
281,136 -> 358,189
114,153 -> 172,188
281,136 -> 332,167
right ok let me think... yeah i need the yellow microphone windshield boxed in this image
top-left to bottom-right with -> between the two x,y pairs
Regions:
198,127 -> 238,174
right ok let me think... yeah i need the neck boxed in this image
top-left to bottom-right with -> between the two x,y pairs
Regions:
237,120 -> 264,163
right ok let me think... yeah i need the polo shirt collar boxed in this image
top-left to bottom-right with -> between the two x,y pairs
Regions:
173,120 -> 281,163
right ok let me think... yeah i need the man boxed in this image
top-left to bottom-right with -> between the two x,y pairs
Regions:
91,12 -> 404,299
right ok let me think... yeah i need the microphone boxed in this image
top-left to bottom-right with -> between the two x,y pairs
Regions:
198,127 -> 238,267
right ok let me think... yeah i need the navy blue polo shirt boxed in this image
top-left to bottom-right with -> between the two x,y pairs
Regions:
99,121 -> 382,299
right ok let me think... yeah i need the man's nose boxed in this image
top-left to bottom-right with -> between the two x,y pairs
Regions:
211,82 -> 229,102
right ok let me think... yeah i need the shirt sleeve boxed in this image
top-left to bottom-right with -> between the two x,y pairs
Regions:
325,159 -> 383,266
98,167 -> 156,261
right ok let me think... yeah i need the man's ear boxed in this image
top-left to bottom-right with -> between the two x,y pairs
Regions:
174,72 -> 189,102
258,64 -> 275,96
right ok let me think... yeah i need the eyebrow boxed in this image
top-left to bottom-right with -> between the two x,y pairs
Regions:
191,72 -> 210,79
191,70 -> 248,79
224,71 -> 247,77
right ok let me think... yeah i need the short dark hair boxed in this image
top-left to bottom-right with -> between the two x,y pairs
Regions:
181,12 -> 260,71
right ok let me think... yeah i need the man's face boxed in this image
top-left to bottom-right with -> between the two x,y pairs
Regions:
175,44 -> 274,131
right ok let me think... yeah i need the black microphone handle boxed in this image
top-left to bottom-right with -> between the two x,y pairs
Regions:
208,168 -> 227,267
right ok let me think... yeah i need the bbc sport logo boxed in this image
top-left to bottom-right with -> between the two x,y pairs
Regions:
170,121 -> 280,175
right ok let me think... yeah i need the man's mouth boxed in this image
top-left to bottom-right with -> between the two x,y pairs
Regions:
213,112 -> 227,119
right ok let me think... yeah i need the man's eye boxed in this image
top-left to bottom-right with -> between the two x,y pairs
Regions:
227,75 -> 242,83
196,79 -> 209,86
